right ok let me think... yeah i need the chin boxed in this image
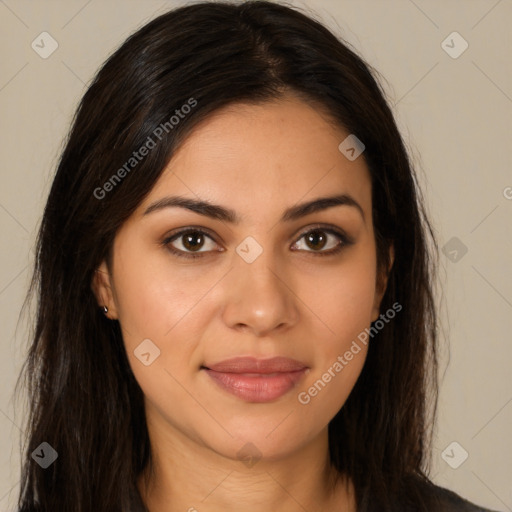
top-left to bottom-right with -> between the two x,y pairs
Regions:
198,415 -> 319,465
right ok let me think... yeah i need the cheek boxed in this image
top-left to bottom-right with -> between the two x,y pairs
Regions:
112,236 -> 213,345
111,250 -> 209,420
306,246 -> 378,349
109,241 -> 221,407
293,246 -> 376,417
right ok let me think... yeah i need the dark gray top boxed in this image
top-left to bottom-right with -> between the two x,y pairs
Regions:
130,482 -> 502,511
428,484 -> 501,512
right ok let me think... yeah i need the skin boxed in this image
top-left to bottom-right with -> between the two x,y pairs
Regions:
93,94 -> 393,512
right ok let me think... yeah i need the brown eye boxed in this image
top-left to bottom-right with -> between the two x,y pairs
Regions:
164,229 -> 220,259
292,227 -> 350,255
304,230 -> 328,251
181,231 -> 206,251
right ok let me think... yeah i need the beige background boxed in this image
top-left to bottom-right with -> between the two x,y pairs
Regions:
1,0 -> 511,510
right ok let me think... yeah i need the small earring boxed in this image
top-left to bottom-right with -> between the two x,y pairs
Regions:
103,306 -> 108,314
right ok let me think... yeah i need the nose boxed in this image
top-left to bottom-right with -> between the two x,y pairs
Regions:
221,247 -> 300,337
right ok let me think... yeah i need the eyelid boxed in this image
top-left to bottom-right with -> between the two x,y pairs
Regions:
290,224 -> 353,256
162,226 -> 222,258
162,223 -> 353,259
293,223 -> 352,244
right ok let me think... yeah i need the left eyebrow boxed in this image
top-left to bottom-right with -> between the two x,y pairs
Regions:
282,194 -> 365,223
143,193 -> 365,224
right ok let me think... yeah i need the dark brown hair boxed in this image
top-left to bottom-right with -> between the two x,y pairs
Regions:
16,1 -> 439,511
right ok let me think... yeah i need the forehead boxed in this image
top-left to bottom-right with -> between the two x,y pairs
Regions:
140,96 -> 372,222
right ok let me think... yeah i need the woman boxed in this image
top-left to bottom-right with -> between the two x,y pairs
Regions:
16,1 -> 500,511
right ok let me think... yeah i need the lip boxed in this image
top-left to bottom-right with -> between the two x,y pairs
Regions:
202,356 -> 309,403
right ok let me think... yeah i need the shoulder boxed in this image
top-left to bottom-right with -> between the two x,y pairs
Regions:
431,483 -> 502,512
419,480 -> 502,512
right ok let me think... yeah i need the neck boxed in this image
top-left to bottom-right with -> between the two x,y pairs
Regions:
137,414 -> 355,512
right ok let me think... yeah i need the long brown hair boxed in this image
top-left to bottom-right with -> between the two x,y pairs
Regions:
16,2 -> 439,510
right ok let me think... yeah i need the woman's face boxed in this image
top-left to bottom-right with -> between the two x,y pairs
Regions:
95,95 -> 390,462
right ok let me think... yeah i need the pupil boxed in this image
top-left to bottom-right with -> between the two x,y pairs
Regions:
183,232 -> 203,251
307,230 -> 326,250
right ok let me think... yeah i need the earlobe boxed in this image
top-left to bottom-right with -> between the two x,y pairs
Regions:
91,261 -> 118,319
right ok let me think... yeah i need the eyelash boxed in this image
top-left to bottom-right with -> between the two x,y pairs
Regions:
162,225 -> 353,260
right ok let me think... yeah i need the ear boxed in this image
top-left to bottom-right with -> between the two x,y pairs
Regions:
91,260 -> 118,319
371,244 -> 394,322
